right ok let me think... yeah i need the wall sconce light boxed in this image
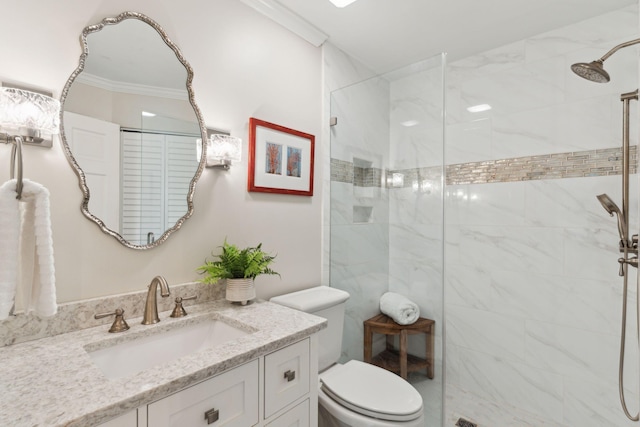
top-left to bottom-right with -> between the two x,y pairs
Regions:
0,86 -> 60,148
0,86 -> 60,199
206,134 -> 242,170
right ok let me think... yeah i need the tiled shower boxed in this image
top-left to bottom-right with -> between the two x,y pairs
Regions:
327,3 -> 640,426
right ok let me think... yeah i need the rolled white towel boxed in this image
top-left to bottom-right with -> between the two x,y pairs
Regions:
379,292 -> 420,325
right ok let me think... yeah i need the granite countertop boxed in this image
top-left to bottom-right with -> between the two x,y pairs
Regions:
0,299 -> 326,427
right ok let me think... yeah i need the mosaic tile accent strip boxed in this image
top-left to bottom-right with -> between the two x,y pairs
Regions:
331,158 -> 384,187
331,146 -> 637,187
331,158 -> 353,183
389,166 -> 442,189
446,146 -> 637,185
354,165 -> 384,187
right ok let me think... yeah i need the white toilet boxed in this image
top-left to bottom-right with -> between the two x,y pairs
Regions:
270,286 -> 425,427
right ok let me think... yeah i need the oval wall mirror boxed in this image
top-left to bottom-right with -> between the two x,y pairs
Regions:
60,12 -> 206,250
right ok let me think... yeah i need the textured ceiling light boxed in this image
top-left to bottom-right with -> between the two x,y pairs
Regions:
329,0 -> 358,7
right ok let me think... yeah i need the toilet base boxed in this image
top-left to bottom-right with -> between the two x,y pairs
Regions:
319,403 -> 348,427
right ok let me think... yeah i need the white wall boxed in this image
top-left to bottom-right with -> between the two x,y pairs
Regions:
0,0 -> 322,303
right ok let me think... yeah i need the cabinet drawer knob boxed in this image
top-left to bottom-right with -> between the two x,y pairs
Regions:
204,408 -> 219,424
284,369 -> 296,382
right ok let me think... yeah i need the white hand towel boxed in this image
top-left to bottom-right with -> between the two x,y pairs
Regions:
379,292 -> 420,325
20,179 -> 56,317
0,179 -> 56,319
0,180 -> 20,319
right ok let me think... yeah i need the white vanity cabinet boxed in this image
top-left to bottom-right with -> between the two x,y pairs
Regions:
132,335 -> 317,427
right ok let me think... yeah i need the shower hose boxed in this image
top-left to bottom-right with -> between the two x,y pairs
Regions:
618,256 -> 639,422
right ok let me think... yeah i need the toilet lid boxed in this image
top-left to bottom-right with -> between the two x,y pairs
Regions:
320,360 -> 423,422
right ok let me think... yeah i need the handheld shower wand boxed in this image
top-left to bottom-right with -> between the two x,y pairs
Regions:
597,193 -> 627,244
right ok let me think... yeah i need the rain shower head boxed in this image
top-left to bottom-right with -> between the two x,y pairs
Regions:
571,37 -> 640,83
570,61 -> 610,83
597,193 -> 626,241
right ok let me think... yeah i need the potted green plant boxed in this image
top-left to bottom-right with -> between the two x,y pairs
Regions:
197,240 -> 278,305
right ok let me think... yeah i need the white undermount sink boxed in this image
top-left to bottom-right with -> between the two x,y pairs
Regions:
86,318 -> 251,379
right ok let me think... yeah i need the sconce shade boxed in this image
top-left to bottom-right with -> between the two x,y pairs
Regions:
0,87 -> 60,137
207,134 -> 242,168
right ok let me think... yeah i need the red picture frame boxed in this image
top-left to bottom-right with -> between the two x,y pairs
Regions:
248,118 -> 315,196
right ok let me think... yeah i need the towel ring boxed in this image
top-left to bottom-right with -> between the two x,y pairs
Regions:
9,136 -> 23,200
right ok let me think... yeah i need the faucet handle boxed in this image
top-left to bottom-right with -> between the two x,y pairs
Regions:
170,295 -> 198,318
95,308 -> 130,333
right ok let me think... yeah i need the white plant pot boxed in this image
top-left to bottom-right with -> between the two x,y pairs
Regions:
225,278 -> 255,305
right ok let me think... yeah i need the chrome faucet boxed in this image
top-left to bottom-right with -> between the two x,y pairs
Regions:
142,275 -> 171,325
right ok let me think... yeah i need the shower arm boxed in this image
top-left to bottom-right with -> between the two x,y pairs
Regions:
598,38 -> 640,63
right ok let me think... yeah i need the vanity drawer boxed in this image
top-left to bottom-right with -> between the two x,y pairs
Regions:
97,409 -> 137,427
264,338 -> 310,419
147,359 -> 259,426
266,399 -> 309,427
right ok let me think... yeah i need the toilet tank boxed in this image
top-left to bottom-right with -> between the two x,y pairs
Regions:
270,286 -> 350,372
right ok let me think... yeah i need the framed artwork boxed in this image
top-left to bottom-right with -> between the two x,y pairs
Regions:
248,117 -> 315,196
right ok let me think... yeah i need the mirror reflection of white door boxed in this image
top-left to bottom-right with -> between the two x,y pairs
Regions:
63,112 -> 120,230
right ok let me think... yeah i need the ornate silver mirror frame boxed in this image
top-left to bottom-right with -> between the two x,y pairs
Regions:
59,11 -> 207,250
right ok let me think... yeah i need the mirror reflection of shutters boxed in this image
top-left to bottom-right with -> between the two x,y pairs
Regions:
120,131 -> 199,245
165,134 -> 198,229
121,131 -> 165,244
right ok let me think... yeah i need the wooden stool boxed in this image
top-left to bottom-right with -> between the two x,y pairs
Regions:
363,313 -> 435,380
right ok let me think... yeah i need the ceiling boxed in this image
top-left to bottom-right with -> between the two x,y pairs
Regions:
273,0 -> 637,73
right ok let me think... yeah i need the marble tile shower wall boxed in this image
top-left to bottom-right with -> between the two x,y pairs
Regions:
444,4 -> 640,427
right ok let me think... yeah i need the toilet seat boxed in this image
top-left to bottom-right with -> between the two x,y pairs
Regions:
320,360 -> 423,422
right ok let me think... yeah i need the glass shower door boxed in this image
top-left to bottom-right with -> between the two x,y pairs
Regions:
329,53 -> 446,426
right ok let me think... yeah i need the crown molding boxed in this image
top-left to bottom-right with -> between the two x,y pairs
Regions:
75,73 -> 188,101
240,0 -> 328,47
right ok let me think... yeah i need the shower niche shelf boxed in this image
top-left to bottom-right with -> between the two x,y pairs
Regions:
353,205 -> 373,223
352,157 -> 382,197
